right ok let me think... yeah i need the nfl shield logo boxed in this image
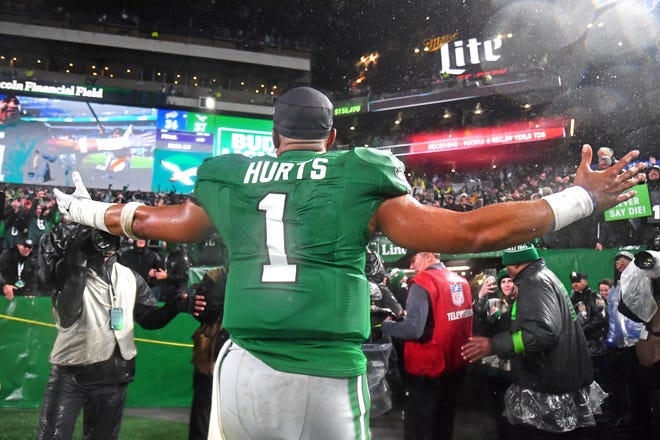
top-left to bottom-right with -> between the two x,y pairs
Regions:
450,282 -> 464,306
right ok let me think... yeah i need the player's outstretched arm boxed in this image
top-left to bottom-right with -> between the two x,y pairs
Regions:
54,171 -> 215,243
373,144 -> 646,254
104,200 -> 215,243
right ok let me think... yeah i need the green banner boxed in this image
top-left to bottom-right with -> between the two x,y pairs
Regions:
215,115 -> 274,156
604,184 -> 651,221
370,234 -> 505,263
369,235 -> 407,263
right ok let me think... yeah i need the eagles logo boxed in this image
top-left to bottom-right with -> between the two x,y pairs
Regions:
395,166 -> 411,190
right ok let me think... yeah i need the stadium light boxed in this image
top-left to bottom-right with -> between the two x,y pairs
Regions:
199,96 -> 216,110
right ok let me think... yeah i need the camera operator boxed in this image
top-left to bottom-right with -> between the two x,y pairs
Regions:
36,221 -> 205,440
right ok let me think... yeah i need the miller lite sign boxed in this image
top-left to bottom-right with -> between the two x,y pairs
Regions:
439,37 -> 503,76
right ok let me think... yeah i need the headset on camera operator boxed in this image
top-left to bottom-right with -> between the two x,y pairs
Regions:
36,221 -> 205,440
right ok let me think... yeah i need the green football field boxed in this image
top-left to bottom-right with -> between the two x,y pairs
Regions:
81,153 -> 153,169
0,409 -> 188,440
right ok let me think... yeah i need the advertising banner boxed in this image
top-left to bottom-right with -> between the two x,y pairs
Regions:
604,184 -> 652,221
215,115 -> 274,157
409,119 -> 566,155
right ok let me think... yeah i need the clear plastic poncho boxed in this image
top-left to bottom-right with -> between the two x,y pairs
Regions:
362,342 -> 393,417
504,381 -> 607,433
620,250 -> 660,323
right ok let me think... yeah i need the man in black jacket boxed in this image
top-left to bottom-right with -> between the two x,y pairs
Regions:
462,242 -> 601,439
0,237 -> 38,299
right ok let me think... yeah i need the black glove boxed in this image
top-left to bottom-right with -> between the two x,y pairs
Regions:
64,226 -> 92,268
370,305 -> 404,321
173,293 -> 199,315
39,223 -> 90,285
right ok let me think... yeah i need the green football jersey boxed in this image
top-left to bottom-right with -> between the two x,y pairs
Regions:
195,147 -> 410,377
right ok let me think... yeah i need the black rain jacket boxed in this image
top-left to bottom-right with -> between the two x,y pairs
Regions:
490,259 -> 593,394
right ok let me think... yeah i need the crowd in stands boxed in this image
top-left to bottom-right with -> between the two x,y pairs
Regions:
0,184 -> 228,299
0,147 -> 656,301
0,148 -> 656,254
406,151 -> 659,249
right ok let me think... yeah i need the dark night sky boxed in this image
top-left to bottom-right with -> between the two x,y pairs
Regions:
54,0 -> 658,154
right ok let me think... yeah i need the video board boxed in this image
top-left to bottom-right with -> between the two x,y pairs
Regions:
0,94 -> 157,190
0,93 -> 274,194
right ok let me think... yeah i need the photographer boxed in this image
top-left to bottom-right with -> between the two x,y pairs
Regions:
36,221 -> 205,440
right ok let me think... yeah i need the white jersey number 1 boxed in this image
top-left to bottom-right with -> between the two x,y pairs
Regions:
258,193 -> 297,282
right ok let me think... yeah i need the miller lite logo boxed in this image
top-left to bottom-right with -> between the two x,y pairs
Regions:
439,37 -> 503,76
450,282 -> 465,306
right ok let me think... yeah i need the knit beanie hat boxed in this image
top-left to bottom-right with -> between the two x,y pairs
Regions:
497,268 -> 511,283
501,242 -> 540,266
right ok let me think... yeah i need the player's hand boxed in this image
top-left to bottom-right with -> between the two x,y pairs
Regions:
461,336 -> 492,363
53,171 -> 92,219
52,172 -> 111,232
574,144 -> 646,212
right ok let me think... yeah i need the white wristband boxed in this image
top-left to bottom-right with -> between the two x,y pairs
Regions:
120,202 -> 144,240
543,186 -> 594,232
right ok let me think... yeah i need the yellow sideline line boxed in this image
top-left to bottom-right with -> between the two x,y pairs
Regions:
0,314 -> 194,348
0,314 -> 55,328
134,338 -> 193,348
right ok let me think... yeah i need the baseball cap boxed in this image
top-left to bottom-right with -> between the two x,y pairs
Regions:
570,271 -> 588,282
20,238 -> 34,248
273,87 -> 334,140
501,242 -> 540,266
